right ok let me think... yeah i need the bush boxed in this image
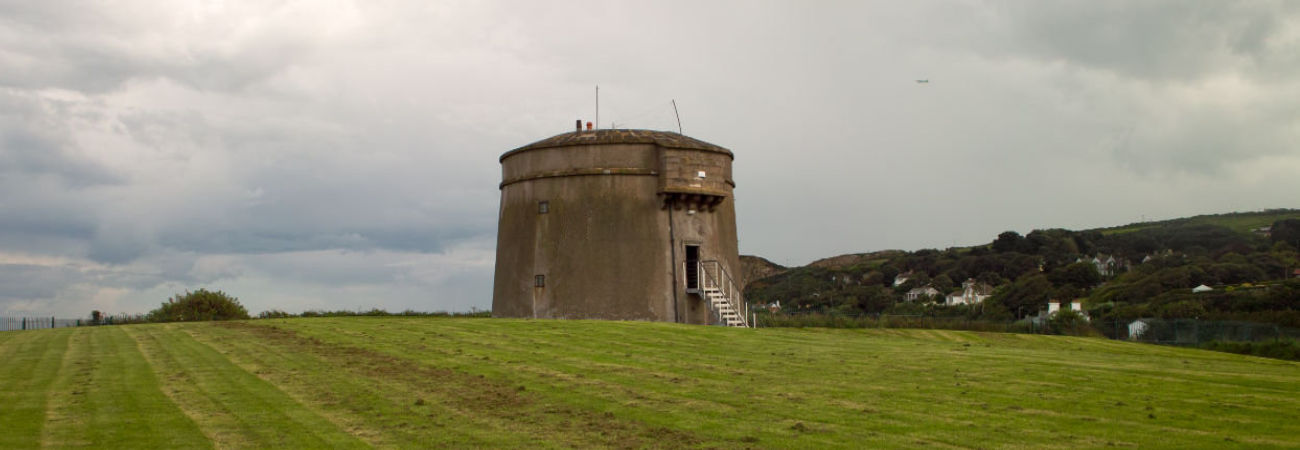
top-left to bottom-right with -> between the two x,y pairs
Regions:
1048,310 -> 1100,336
258,309 -> 292,319
148,289 -> 250,322
1201,340 -> 1300,361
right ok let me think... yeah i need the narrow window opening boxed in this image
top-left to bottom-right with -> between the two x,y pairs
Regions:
538,201 -> 549,214
685,245 -> 700,292
534,274 -> 545,287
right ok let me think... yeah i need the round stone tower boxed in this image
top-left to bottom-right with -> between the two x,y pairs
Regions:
492,127 -> 746,326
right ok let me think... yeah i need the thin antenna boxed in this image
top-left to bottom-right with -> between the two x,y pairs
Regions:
671,99 -> 682,134
595,85 -> 599,130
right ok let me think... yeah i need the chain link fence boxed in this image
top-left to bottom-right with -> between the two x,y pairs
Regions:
756,311 -> 1299,344
1097,318 -> 1300,345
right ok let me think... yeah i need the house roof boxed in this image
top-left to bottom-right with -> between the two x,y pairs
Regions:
502,129 -> 733,162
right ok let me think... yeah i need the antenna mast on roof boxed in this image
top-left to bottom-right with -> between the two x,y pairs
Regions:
595,85 -> 599,130
671,99 -> 682,134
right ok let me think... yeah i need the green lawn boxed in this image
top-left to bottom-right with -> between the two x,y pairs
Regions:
2,319 -> 1298,448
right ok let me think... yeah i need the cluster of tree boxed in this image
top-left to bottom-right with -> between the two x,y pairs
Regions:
746,213 -> 1300,327
147,289 -> 250,322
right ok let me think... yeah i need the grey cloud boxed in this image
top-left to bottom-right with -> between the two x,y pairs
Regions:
0,264 -> 78,300
982,1 -> 1297,81
155,226 -> 489,256
0,2 -> 319,94
0,92 -> 123,187
3,1 -> 1300,316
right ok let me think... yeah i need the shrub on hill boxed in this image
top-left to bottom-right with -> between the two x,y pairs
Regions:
148,289 -> 250,322
1048,309 -> 1100,337
1201,339 -> 1300,361
258,309 -> 292,319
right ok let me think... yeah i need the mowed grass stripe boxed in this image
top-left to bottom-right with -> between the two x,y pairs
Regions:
187,321 -> 704,448
0,330 -> 70,448
125,324 -> 367,449
185,323 -> 513,447
271,318 -> 1300,448
41,327 -> 210,448
290,320 -> 1014,446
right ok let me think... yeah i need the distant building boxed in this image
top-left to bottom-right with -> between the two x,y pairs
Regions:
905,285 -> 941,302
1252,226 -> 1272,238
766,300 -> 782,313
1192,284 -> 1213,293
893,271 -> 913,287
1047,300 -> 1087,320
1128,319 -> 1151,340
946,279 -> 993,306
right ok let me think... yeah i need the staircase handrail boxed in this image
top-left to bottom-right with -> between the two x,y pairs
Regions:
698,260 -> 749,327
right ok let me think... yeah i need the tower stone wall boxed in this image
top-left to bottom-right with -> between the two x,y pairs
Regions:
492,129 -> 740,324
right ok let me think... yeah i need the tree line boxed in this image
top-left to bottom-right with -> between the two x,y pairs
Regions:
746,213 -> 1300,327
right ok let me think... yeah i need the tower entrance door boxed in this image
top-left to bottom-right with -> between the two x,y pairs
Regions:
685,245 -> 700,293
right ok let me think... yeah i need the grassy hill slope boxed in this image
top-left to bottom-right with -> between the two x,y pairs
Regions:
1098,209 -> 1300,236
3,318 -> 1299,448
761,209 -> 1300,274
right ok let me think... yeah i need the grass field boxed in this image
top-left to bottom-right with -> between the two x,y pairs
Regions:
1098,210 -> 1300,235
2,318 -> 1299,448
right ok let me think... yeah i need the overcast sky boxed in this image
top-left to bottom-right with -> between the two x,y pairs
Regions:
3,1 -> 1299,317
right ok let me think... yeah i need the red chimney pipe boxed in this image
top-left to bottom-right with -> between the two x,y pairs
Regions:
586,121 -> 593,130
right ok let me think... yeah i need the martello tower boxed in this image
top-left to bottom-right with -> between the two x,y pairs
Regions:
492,124 -> 748,326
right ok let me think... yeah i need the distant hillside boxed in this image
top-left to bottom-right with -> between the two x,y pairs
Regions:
747,209 -> 1300,281
1098,208 -> 1300,235
807,250 -> 907,270
742,208 -> 1300,328
739,255 -> 787,286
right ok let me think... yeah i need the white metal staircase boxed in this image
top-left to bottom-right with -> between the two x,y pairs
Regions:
697,260 -> 749,327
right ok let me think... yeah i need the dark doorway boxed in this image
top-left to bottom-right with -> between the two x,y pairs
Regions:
685,245 -> 700,292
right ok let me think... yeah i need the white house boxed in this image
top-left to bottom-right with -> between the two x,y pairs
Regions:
893,271 -> 913,287
1047,300 -> 1087,320
905,285 -> 941,302
946,279 -> 993,306
1128,319 -> 1151,340
1076,253 -> 1133,277
1192,284 -> 1213,293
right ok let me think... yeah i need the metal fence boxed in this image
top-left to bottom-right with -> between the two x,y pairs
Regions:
756,311 -> 1299,345
0,317 -> 85,332
1096,318 -> 1300,345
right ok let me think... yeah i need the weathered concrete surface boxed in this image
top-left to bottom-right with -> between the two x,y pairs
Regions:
492,129 -> 740,325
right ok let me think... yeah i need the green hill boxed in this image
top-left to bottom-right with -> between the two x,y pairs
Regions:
3,318 -> 1298,447
743,209 -> 1300,329
1098,208 -> 1300,236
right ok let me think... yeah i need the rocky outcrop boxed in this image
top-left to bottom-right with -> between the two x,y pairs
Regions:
739,255 -> 787,286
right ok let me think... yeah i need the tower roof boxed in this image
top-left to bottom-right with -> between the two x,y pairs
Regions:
501,129 -> 733,162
